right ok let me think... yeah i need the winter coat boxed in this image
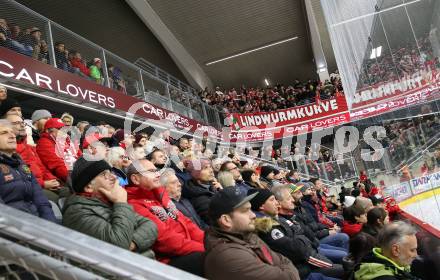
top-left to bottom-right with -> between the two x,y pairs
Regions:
182,179 -> 217,225
89,65 -> 102,82
354,248 -> 420,280
172,197 -> 207,230
0,153 -> 56,222
126,185 -> 204,263
302,194 -> 335,227
62,194 -> 157,258
361,224 -> 380,238
235,180 -> 252,195
16,138 -> 57,187
36,132 -> 78,182
291,204 -> 330,239
254,215 -> 333,279
69,58 -> 90,76
204,227 -> 300,280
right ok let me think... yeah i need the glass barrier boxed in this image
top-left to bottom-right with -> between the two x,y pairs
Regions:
0,1 -> 51,65
0,0 -> 223,127
104,51 -> 142,97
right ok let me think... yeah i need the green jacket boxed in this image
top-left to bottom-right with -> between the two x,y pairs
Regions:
354,248 -> 418,280
62,195 -> 157,258
89,65 -> 102,82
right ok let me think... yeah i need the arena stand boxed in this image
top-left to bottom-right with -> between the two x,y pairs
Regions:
0,1 -> 440,280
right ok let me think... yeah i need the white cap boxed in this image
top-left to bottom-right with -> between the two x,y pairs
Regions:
344,196 -> 356,207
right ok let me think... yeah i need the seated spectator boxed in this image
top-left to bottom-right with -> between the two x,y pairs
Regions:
112,129 -> 134,149
161,168 -> 207,230
76,121 -> 90,134
286,170 -> 301,184
362,207 -> 388,238
250,188 -> 343,279
204,187 -> 300,280
36,118 -> 79,182
108,64 -> 126,93
69,51 -> 90,77
217,170 -> 235,188
126,159 -> 205,276
272,185 -> 348,263
0,97 -> 22,117
81,132 -> 111,161
220,161 -> 251,194
354,221 -> 418,280
0,85 -> 7,102
20,27 -> 42,59
183,158 -> 222,224
342,205 -> 367,237
0,119 -> 56,222
61,112 -> 74,127
301,183 -> 335,228
106,147 -> 130,187
128,144 -> 146,160
0,19 -> 33,56
178,137 -> 190,152
54,42 -> 74,72
6,114 -> 60,193
63,157 -> 157,257
147,148 -> 168,169
31,109 -> 51,142
89,58 -> 104,84
343,232 -> 376,277
241,168 -> 267,189
260,165 -> 277,188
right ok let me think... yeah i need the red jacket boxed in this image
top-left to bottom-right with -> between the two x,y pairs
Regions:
16,139 -> 57,187
126,185 -> 205,263
70,58 -> 90,76
36,132 -> 78,182
341,221 -> 363,237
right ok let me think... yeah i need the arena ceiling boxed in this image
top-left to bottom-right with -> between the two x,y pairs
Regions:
143,0 -> 337,89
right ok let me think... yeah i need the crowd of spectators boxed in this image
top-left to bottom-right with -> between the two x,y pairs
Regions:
0,18 -> 127,93
198,72 -> 344,114
0,83 -> 437,279
358,34 -> 439,89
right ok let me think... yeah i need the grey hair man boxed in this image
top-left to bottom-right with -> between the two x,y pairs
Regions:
161,168 -> 206,230
354,221 -> 418,280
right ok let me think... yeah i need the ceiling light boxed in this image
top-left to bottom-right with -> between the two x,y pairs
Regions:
370,46 -> 382,59
317,67 -> 327,73
264,79 -> 270,86
206,36 -> 299,66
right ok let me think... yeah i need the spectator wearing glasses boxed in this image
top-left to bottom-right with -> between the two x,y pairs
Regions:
126,159 -> 205,276
106,147 -> 130,187
220,161 -> 251,195
5,114 -> 60,193
0,119 -> 56,222
63,157 -> 157,258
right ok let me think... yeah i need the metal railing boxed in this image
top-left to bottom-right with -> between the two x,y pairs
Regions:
0,0 -> 223,128
0,204 -> 203,280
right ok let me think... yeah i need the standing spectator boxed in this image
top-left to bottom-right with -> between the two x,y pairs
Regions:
54,42 -> 71,72
204,187 -> 300,280
61,112 -> 74,127
0,119 -> 56,222
89,58 -> 104,84
69,51 -> 90,77
63,157 -> 157,258
354,222 -> 418,280
126,159 -> 205,275
161,168 -> 207,230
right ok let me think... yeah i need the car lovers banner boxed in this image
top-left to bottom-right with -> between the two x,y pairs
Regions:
350,68 -> 440,120
224,96 -> 350,142
0,47 -> 220,137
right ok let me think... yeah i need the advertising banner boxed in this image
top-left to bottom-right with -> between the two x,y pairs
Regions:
384,182 -> 412,203
410,171 -> 440,195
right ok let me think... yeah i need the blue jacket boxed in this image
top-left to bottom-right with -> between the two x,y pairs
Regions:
0,153 -> 56,222
173,197 -> 208,230
235,180 -> 252,196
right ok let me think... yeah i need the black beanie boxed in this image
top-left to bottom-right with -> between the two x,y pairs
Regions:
260,165 -> 275,179
71,157 -> 112,193
248,188 -> 273,211
0,98 -> 20,117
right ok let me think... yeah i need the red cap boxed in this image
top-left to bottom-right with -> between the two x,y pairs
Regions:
44,118 -> 65,130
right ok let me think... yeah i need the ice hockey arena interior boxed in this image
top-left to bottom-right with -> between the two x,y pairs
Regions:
0,0 -> 440,279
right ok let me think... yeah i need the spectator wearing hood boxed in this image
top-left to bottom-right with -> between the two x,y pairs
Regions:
182,158 -> 222,225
